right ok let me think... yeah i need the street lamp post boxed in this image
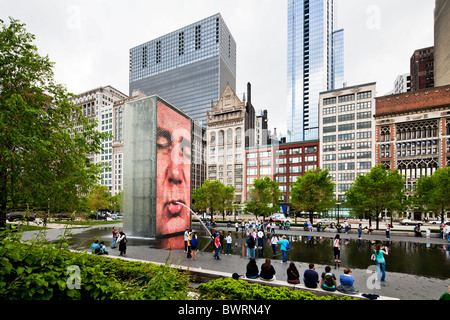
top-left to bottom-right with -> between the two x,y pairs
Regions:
336,202 -> 341,225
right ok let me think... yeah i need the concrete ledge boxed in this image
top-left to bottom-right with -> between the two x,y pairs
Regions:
93,251 -> 398,301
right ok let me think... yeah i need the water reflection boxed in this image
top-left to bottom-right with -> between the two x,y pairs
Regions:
64,227 -> 450,280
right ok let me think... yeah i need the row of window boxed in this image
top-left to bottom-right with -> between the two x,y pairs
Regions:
323,151 -> 372,161
323,162 -> 372,171
323,101 -> 372,115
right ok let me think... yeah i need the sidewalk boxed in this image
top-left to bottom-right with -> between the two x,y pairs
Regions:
19,222 -> 450,300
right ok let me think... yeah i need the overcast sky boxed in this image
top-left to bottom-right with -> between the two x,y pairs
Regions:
1,0 -> 436,135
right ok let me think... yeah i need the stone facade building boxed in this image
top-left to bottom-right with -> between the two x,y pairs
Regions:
206,83 -> 256,205
375,84 -> 450,220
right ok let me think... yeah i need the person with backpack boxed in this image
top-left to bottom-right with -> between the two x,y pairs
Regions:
320,266 -> 337,292
246,231 -> 256,259
278,235 -> 289,263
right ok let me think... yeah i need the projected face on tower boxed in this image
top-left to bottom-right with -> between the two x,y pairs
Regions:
155,101 -> 191,237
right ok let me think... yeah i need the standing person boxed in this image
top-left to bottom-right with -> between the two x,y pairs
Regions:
271,221 -> 276,234
190,233 -> 198,260
225,232 -> 232,255
333,234 -> 341,264
426,227 -> 431,239
303,263 -> 319,288
117,231 -> 127,256
260,259 -> 276,281
385,224 -> 391,240
184,229 -> 189,253
286,262 -> 300,284
278,236 -> 290,264
374,243 -> 388,282
213,233 -> 221,260
270,234 -> 278,258
186,230 -> 192,259
358,223 -> 362,240
111,226 -> 118,249
246,231 -> 256,259
219,231 -> 225,254
257,229 -> 265,258
235,221 -> 239,232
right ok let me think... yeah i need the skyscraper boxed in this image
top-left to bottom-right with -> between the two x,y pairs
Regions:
287,0 -> 344,142
129,13 -> 236,125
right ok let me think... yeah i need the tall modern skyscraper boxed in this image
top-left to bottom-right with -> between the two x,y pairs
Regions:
129,13 -> 236,125
287,0 -> 344,142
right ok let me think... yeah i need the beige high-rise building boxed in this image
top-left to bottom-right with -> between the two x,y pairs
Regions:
206,83 -> 256,206
434,0 -> 450,87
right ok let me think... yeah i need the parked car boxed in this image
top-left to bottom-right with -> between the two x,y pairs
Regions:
430,220 -> 449,225
6,212 -> 36,222
400,219 -> 423,226
269,213 -> 291,223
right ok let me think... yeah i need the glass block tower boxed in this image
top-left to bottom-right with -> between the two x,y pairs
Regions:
287,0 -> 344,142
129,13 -> 236,126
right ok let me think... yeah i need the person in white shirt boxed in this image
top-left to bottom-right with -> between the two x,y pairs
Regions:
270,235 -> 278,258
225,232 -> 233,255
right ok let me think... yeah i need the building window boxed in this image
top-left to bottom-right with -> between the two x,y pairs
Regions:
357,91 -> 372,99
195,25 -> 201,50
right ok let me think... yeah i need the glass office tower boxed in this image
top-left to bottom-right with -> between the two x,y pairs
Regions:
287,0 -> 344,142
129,13 -> 236,126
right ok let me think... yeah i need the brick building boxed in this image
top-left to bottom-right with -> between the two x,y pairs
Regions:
244,140 -> 320,214
374,84 -> 450,220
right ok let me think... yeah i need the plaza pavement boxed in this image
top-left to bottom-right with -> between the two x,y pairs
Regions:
19,220 -> 450,301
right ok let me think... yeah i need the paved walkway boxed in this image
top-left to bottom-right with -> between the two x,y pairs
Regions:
20,222 -> 450,301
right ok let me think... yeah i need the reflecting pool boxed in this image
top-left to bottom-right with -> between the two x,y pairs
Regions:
65,227 -> 450,280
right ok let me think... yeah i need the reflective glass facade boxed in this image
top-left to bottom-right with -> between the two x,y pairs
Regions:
287,0 -> 344,142
129,13 -> 236,126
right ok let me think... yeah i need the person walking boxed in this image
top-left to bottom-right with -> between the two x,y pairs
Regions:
278,235 -> 289,264
374,243 -> 388,282
213,232 -> 221,260
257,229 -> 265,258
111,226 -> 118,249
117,231 -> 127,256
333,234 -> 341,264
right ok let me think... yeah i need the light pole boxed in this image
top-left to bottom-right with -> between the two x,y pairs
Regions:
336,202 -> 341,225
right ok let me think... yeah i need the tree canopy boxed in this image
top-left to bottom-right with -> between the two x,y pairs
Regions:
345,164 -> 406,229
0,18 -> 107,227
244,176 -> 281,220
192,179 -> 235,220
289,168 -> 335,224
413,167 -> 450,223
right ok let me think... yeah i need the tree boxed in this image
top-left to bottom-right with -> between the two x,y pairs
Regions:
86,185 -> 111,213
244,177 -> 282,220
345,164 -> 406,230
289,168 -> 335,224
0,18 -> 107,227
192,179 -> 234,220
413,167 -> 450,223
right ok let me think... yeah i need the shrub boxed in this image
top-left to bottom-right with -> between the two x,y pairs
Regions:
197,278 -> 357,300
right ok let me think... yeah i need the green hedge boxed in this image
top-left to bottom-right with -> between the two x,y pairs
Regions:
0,230 -> 190,300
197,278 -> 357,300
